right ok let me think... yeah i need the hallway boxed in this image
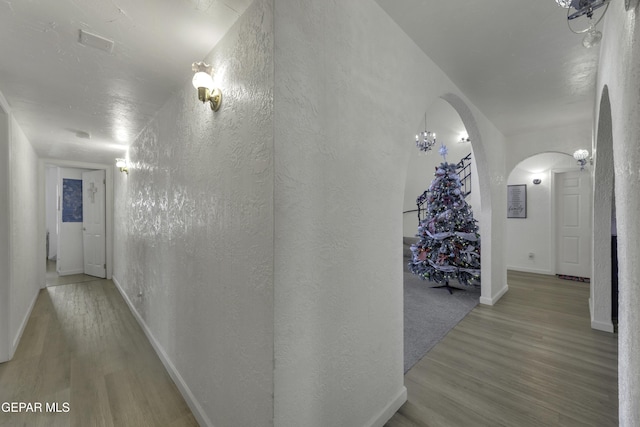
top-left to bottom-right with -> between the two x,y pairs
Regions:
0,273 -> 198,427
1,268 -> 617,426
387,270 -> 618,426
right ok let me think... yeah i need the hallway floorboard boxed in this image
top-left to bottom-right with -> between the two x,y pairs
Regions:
1,270 -> 618,426
386,270 -> 618,427
0,277 -> 198,427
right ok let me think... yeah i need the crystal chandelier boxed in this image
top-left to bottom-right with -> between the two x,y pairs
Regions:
555,0 -> 610,48
415,114 -> 436,152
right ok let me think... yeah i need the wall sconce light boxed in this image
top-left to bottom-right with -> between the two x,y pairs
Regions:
192,61 -> 222,111
533,178 -> 542,185
573,149 -> 591,170
115,158 -> 128,174
459,133 -> 470,143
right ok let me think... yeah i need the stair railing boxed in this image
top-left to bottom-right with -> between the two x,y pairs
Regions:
414,153 -> 472,224
456,152 -> 472,198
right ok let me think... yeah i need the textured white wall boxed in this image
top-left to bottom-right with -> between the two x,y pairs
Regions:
507,166 -> 553,274
591,87 -> 614,333
0,100 -> 10,362
113,1 -> 274,425
8,108 -> 42,357
273,1 -> 507,426
505,122 -> 593,175
597,2 -> 640,423
45,166 -> 58,259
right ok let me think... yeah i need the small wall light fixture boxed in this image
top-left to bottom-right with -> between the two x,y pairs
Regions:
459,133 -> 470,143
192,61 -> 222,111
573,149 -> 591,170
533,178 -> 542,185
115,158 -> 128,174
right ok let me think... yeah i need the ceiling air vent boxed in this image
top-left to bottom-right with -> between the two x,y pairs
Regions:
78,29 -> 114,54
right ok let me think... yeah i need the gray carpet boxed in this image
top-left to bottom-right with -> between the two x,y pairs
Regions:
403,264 -> 480,373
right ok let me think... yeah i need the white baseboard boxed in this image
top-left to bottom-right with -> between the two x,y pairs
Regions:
480,284 -> 509,306
112,274 -> 409,427
591,319 -> 614,333
506,265 -> 553,275
365,386 -> 407,427
57,268 -> 83,276
11,287 -> 39,358
588,299 -> 615,333
111,275 -> 213,427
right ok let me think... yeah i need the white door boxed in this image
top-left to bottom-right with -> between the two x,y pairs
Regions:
82,170 -> 106,278
556,170 -> 592,278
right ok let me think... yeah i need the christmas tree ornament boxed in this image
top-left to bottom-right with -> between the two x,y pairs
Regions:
409,162 -> 481,293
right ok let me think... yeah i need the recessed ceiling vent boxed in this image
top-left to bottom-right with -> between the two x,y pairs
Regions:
75,130 -> 91,139
78,29 -> 114,54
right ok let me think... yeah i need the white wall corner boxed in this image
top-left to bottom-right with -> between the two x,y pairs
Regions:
589,298 -> 614,333
591,319 -> 614,333
365,386 -> 407,427
111,276 -> 215,427
480,284 -> 509,306
10,286 -> 39,358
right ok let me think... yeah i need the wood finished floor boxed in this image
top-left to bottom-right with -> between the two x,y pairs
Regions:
1,269 -> 618,426
0,271 -> 198,427
386,270 -> 618,427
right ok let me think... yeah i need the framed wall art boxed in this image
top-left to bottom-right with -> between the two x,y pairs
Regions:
507,184 -> 527,218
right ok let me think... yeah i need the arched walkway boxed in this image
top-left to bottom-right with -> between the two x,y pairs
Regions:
591,85 -> 615,332
440,93 -> 503,305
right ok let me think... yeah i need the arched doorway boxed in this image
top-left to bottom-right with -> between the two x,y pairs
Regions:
506,152 -> 589,276
403,93 -> 500,305
591,85 -> 615,332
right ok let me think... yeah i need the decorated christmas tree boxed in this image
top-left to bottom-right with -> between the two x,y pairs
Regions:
408,154 -> 481,292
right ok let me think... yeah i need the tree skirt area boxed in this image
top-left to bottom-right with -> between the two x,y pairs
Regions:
404,268 -> 480,373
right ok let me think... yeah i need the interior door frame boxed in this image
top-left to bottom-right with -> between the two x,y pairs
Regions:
550,167 -> 592,276
81,169 -> 107,278
38,158 -> 114,286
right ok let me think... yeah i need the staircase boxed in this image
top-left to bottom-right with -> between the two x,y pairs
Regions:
415,153 -> 472,223
456,152 -> 472,198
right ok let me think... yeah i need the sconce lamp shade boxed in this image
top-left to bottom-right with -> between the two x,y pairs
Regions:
573,149 -> 589,161
115,158 -> 128,174
191,61 -> 222,111
192,71 -> 214,91
573,149 -> 590,171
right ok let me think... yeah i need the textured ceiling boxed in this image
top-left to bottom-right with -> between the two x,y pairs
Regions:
0,0 -> 251,164
0,1 -> 601,165
373,0 -> 601,137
